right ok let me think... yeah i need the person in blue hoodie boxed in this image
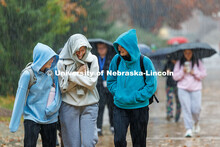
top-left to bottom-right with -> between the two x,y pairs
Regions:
9,43 -> 62,147
107,29 -> 157,147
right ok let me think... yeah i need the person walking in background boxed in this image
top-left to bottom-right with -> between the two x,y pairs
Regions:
96,42 -> 114,136
173,49 -> 207,137
163,58 -> 181,122
57,34 -> 99,147
107,29 -> 157,147
9,43 -> 61,147
56,47 -> 64,147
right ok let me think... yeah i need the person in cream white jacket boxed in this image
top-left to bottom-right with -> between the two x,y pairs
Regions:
57,34 -> 100,147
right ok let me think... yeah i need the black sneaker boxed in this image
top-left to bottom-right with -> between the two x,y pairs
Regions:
97,128 -> 103,136
175,116 -> 180,123
166,116 -> 173,121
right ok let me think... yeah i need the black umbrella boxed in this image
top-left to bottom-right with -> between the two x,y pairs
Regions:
137,44 -> 167,71
138,44 -> 151,56
88,38 -> 116,58
170,42 -> 216,59
148,46 -> 177,59
149,42 -> 216,59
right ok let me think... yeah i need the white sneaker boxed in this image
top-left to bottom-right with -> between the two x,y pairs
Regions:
110,127 -> 114,134
193,123 -> 200,134
185,129 -> 193,137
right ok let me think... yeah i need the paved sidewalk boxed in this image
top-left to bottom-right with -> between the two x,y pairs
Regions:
1,56 -> 220,147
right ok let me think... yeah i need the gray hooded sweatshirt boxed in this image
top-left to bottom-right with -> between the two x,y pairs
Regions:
57,34 -> 100,106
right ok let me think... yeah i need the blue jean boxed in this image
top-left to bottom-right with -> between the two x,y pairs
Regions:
24,120 -> 57,147
113,105 -> 149,147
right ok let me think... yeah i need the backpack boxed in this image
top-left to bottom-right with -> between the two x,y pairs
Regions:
116,55 -> 159,105
20,62 -> 54,105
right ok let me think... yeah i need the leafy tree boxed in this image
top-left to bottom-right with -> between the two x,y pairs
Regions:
53,0 -> 113,48
125,0 -> 220,32
0,0 -> 70,95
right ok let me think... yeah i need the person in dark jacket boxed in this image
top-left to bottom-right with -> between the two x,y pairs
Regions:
163,59 -> 181,122
96,42 -> 114,136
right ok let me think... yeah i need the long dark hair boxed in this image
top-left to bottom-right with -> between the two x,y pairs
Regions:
179,51 -> 199,68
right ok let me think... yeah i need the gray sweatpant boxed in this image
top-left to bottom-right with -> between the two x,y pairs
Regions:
178,88 -> 201,130
59,102 -> 98,147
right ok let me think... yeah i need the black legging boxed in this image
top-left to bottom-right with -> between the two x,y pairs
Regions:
97,89 -> 114,129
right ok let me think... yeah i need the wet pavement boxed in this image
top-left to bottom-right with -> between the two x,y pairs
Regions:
97,55 -> 220,147
1,55 -> 220,147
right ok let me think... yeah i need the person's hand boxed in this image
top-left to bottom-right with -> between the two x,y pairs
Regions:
183,67 -> 187,73
167,69 -> 171,74
190,70 -> 194,75
78,65 -> 86,74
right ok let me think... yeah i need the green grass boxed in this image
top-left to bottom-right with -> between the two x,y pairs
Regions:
0,96 -> 14,122
0,116 -> 11,122
0,96 -> 15,110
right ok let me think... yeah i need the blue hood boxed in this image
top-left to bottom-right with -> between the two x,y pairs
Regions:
113,29 -> 141,64
31,43 -> 59,72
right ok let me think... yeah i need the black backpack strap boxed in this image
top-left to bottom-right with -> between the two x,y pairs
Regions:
140,55 -> 146,84
153,94 -> 159,103
116,56 -> 121,70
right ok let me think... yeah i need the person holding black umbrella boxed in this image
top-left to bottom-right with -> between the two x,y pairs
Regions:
163,38 -> 188,122
96,42 -> 114,136
173,49 -> 207,137
163,58 -> 181,122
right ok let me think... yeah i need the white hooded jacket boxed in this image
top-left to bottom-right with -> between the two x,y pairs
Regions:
57,34 -> 100,106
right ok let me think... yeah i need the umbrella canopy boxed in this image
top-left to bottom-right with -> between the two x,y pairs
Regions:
170,42 -> 216,59
138,44 -> 151,55
167,37 -> 188,45
147,47 -> 171,71
148,46 -> 177,59
88,38 -> 116,58
149,42 -> 216,59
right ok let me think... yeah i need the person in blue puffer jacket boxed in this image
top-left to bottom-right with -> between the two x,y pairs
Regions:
107,29 -> 157,147
9,43 -> 62,147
